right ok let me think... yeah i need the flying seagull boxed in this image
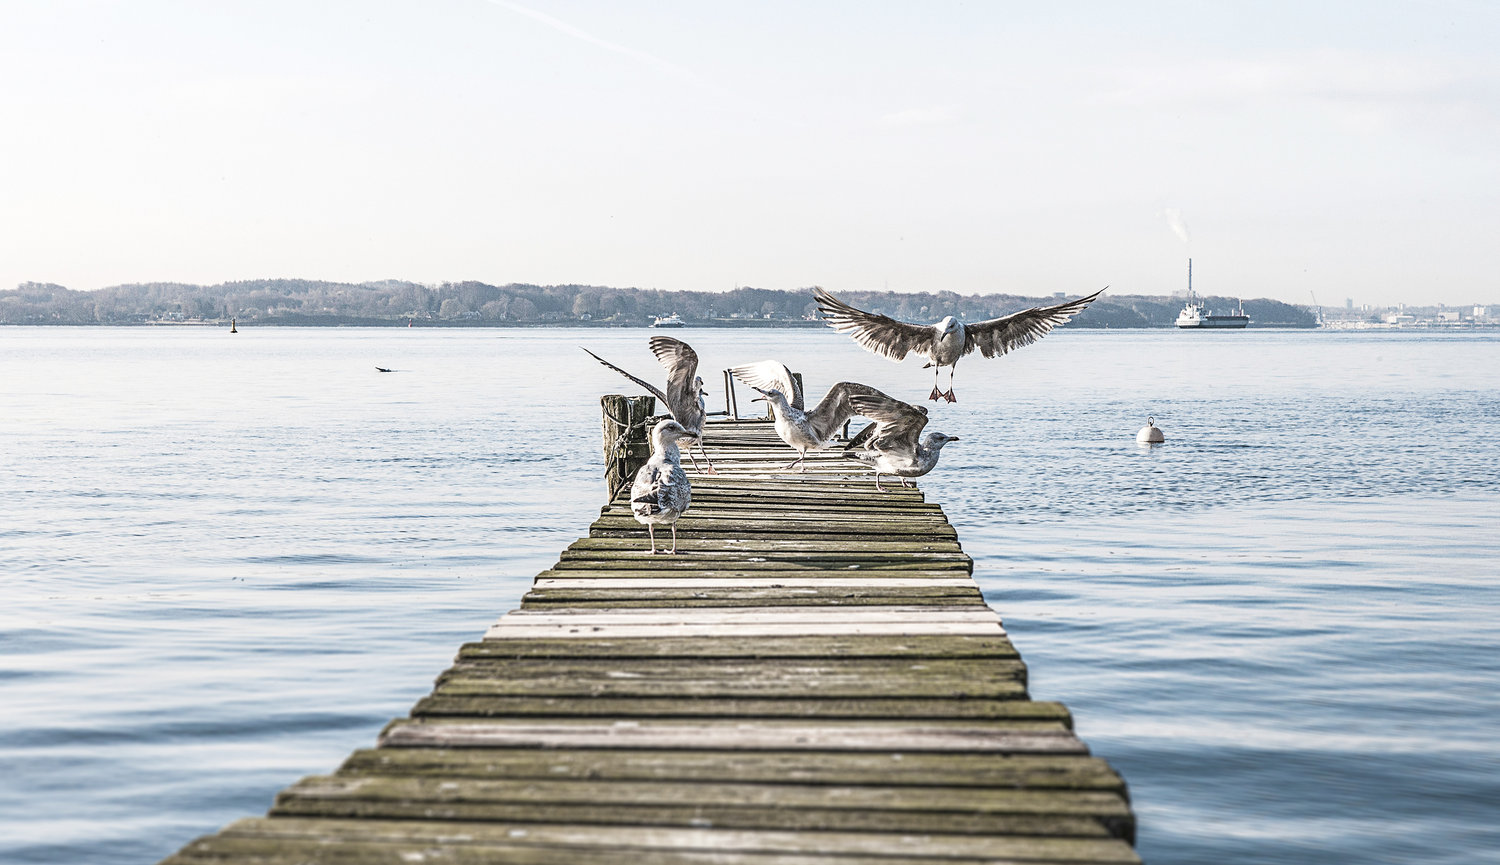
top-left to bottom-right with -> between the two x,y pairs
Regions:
630,419 -> 698,554
583,336 -> 716,473
728,360 -> 890,471
845,392 -> 959,492
814,286 -> 1105,402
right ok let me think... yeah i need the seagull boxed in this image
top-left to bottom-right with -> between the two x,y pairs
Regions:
375,367 -> 393,373
728,361 -> 890,471
845,392 -> 960,492
814,286 -> 1106,402
630,419 -> 698,554
583,336 -> 716,474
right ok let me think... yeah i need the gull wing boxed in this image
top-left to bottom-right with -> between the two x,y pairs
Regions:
814,287 -> 938,363
582,347 -> 669,407
727,360 -> 804,410
849,393 -> 929,452
961,287 -> 1105,359
648,336 -> 702,425
806,381 -> 887,443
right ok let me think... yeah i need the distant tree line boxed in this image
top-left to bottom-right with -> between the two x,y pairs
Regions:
0,279 -> 1318,328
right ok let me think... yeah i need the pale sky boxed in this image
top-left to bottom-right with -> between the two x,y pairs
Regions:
2,1 -> 1497,306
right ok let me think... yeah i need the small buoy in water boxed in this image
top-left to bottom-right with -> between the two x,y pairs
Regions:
229,318 -> 237,333
1136,416 -> 1164,444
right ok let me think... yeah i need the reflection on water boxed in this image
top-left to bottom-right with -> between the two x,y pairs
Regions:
2,327 -> 1498,864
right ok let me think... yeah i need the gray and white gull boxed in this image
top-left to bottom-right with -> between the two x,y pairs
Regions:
815,286 -> 1105,402
583,336 -> 716,473
845,392 -> 959,492
728,360 -> 892,471
630,419 -> 698,554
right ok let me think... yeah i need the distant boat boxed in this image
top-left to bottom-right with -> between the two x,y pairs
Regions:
650,313 -> 686,328
1175,259 -> 1248,329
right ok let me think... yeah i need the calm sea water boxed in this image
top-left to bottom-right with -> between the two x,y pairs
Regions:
2,326 -> 1497,865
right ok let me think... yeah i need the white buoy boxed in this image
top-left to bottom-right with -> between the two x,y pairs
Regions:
1136,416 -> 1165,444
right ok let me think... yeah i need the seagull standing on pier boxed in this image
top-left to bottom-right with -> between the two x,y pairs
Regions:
845,392 -> 960,492
814,286 -> 1105,402
728,361 -> 891,471
630,419 -> 698,554
583,336 -> 716,473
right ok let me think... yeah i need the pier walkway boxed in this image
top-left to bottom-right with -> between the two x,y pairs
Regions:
163,419 -> 1137,864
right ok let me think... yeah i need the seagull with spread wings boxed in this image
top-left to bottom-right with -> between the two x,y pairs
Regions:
727,360 -> 890,471
583,336 -> 716,473
845,392 -> 960,492
814,286 -> 1105,402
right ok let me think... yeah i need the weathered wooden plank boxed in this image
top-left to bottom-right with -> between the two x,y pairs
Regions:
532,577 -> 977,588
591,516 -> 958,534
334,747 -> 1119,790
459,635 -> 1022,659
486,622 -> 1006,639
170,817 -> 1141,863
548,558 -> 974,572
270,776 -> 1130,837
522,587 -> 984,606
410,696 -> 1062,721
496,606 -> 998,622
379,720 -> 1086,753
566,538 -> 965,553
597,508 -> 953,524
532,569 -> 974,581
432,657 -> 1027,699
485,607 -> 1005,639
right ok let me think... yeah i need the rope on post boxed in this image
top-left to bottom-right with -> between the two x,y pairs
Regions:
600,394 -> 657,502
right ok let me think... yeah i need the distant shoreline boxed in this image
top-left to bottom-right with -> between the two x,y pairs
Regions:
0,319 -> 1357,330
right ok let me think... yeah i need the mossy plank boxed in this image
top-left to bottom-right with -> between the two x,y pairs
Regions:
547,558 -> 973,572
460,634 -> 1022,659
168,817 -> 1141,863
566,538 -> 965,552
430,657 -> 1027,699
410,696 -> 1058,721
334,748 -> 1118,790
518,595 -> 986,609
530,575 -> 978,587
270,777 -> 1128,837
521,587 -> 984,606
378,719 -> 1086,753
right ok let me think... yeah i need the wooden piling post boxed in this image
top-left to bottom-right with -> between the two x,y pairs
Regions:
601,394 -> 656,502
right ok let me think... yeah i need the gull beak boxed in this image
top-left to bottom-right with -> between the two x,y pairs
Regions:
949,436 -> 960,443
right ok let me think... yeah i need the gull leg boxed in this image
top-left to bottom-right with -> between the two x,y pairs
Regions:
647,524 -> 659,555
782,452 -> 805,471
902,477 -> 912,488
928,367 -> 942,401
698,442 -> 718,474
943,368 -> 957,403
668,523 -> 678,555
873,472 -> 889,493
686,450 -> 704,473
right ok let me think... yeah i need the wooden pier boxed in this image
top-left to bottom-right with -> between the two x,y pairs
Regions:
163,412 -> 1137,864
